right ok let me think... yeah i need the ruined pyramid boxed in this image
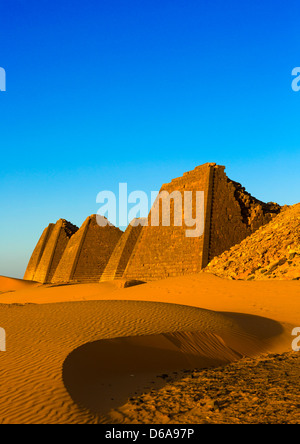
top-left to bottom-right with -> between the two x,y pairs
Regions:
24,219 -> 78,283
121,163 -> 281,281
205,203 -> 300,280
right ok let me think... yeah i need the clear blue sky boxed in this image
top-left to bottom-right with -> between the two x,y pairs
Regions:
0,0 -> 299,278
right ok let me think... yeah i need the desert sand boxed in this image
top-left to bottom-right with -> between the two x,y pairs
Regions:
0,273 -> 299,424
118,351 -> 300,424
0,276 -> 40,293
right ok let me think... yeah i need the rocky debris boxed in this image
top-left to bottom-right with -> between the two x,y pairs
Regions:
231,180 -> 281,229
106,352 -> 300,424
205,203 -> 300,280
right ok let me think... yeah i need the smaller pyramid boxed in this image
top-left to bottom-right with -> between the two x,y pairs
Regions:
31,219 -> 78,284
24,223 -> 55,281
51,215 -> 123,284
100,218 -> 145,282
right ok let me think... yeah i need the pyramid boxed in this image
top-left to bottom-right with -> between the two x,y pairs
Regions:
24,163 -> 283,285
122,163 -> 281,281
24,223 -> 55,281
51,215 -> 123,284
100,219 -> 145,282
24,220 -> 78,283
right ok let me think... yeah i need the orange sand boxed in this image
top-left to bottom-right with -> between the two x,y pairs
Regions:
0,273 -> 299,423
0,276 -> 40,292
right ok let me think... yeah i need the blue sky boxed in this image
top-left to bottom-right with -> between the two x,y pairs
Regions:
0,0 -> 299,278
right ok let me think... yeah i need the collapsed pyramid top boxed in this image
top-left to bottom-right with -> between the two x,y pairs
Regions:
205,203 -> 299,280
24,219 -> 78,283
122,163 -> 281,281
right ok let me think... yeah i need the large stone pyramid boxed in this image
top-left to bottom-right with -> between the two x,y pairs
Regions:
51,215 -> 123,284
24,219 -> 78,283
121,163 -> 281,281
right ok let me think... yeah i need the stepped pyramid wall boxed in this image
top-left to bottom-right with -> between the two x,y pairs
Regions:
100,219 -> 144,282
51,215 -> 123,284
123,163 -> 215,281
122,163 -> 281,281
24,224 -> 55,281
32,219 -> 78,283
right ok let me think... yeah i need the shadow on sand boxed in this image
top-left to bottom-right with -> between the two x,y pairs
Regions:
62,311 -> 286,416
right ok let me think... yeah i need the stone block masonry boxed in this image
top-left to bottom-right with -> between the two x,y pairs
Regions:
24,224 -> 55,281
123,163 -> 216,281
51,215 -> 123,284
122,163 -> 281,281
24,220 -> 78,283
100,219 -> 144,282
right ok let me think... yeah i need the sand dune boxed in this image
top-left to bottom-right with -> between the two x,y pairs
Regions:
0,273 -> 298,423
0,276 -> 40,293
0,273 -> 299,326
63,315 -> 280,417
